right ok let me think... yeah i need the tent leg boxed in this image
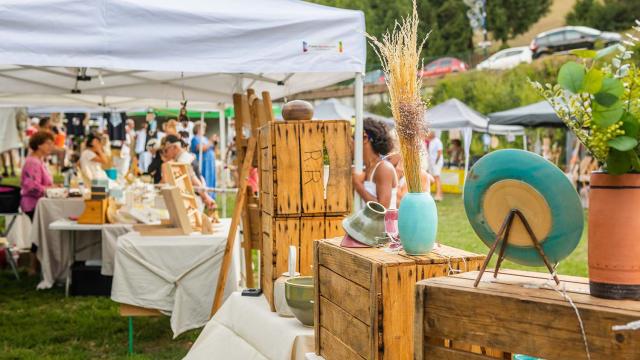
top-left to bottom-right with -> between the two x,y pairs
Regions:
128,316 -> 134,355
354,72 -> 364,211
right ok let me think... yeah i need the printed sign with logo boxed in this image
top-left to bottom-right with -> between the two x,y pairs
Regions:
303,41 -> 344,53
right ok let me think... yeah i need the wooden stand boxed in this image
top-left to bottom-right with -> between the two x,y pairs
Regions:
415,270 -> 640,360
77,199 -> 108,224
474,208 -> 560,287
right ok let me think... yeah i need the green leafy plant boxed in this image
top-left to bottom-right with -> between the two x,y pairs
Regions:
532,21 -> 640,175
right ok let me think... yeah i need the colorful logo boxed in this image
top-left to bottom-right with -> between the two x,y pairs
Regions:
339,41 -> 343,53
302,41 -> 344,53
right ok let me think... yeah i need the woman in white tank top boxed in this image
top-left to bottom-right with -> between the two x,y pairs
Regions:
352,119 -> 398,209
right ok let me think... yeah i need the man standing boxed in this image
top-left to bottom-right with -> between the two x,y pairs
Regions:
427,131 -> 443,201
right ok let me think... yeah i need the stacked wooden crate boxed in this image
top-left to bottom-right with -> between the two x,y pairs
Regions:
313,238 -> 505,360
259,120 -> 352,310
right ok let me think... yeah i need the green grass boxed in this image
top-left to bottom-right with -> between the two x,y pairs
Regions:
0,192 -> 588,358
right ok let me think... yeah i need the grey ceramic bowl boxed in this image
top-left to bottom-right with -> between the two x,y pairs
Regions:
285,276 -> 314,327
342,201 -> 387,246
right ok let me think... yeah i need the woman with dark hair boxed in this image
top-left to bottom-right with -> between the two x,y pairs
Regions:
21,131 -> 55,275
79,132 -> 109,182
352,118 -> 398,209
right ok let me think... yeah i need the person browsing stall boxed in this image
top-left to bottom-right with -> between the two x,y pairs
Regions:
352,118 -> 398,209
427,131 -> 443,201
20,131 -> 56,275
79,132 -> 109,182
162,135 -> 217,209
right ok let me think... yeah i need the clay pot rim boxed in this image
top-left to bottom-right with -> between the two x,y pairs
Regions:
366,201 -> 386,214
591,171 -> 640,187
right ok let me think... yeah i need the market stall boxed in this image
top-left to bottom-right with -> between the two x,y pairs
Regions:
426,98 -> 526,192
488,100 -> 564,127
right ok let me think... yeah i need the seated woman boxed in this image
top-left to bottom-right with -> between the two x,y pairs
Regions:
21,131 -> 55,275
352,118 -> 398,209
79,132 -> 109,183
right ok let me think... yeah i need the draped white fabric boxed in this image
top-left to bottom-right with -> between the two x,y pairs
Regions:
0,0 -> 366,107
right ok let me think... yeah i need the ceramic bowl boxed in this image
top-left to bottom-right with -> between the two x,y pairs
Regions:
282,100 -> 314,121
342,201 -> 387,247
285,276 -> 314,326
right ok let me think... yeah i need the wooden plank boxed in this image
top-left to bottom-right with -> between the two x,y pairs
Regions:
300,217 -> 324,276
325,216 -> 345,239
262,91 -> 275,123
324,121 -> 352,214
300,121 -> 325,214
419,280 -> 640,360
319,266 -> 371,325
370,261 -> 381,360
320,327 -> 367,360
274,217 -> 300,277
381,263 -> 416,360
422,344 -> 496,360
241,188 -> 255,288
258,124 -> 273,215
320,297 -> 371,359
314,240 -> 322,355
211,136 -> 257,316
274,123 -> 301,215
414,284 -> 425,360
119,304 -> 162,317
318,240 -> 371,289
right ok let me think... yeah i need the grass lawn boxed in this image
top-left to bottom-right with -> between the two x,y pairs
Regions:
0,193 -> 588,358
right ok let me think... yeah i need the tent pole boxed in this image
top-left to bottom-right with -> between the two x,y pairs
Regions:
219,107 -> 227,216
199,111 -> 204,172
354,72 -> 364,211
523,133 -> 528,151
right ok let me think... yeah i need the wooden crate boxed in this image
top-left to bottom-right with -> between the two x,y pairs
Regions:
258,120 -> 352,216
313,238 -> 489,360
415,269 -> 640,360
261,213 -> 346,311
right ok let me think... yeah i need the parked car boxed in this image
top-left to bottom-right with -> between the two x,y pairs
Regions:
419,57 -> 468,78
530,26 -> 621,59
477,46 -> 532,70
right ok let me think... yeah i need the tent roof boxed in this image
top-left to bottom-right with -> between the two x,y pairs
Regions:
0,0 -> 366,107
426,98 -> 525,135
313,98 -> 394,126
488,100 -> 564,128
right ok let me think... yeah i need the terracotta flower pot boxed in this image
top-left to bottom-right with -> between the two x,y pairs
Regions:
589,172 -> 640,299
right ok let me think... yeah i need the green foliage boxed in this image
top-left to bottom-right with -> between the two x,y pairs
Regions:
533,25 -> 640,175
566,0 -> 640,32
429,57 -> 567,114
486,0 -> 552,44
416,0 -> 474,63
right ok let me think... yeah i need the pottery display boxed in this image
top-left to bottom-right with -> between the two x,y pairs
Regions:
463,149 -> 583,266
285,276 -> 314,326
282,100 -> 314,121
589,172 -> 640,300
398,192 -> 437,255
342,201 -> 387,247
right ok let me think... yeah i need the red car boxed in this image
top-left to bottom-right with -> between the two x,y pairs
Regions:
419,57 -> 468,78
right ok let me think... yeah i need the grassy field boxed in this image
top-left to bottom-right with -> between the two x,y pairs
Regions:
0,193 -> 588,359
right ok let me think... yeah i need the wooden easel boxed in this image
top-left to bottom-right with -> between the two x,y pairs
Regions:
473,208 -> 560,287
210,89 -> 272,315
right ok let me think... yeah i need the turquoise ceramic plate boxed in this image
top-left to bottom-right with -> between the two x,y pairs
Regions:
463,149 -> 583,266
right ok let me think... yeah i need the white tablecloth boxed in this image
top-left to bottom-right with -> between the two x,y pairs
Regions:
111,218 -> 240,338
184,292 -> 314,360
5,213 -> 32,250
48,219 -> 133,276
32,198 -> 102,289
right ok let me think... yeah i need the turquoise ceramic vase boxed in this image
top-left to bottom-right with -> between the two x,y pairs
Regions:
398,192 -> 437,255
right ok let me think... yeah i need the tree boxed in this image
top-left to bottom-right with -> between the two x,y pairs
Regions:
486,0 -> 552,45
566,0 -> 640,32
418,0 -> 474,62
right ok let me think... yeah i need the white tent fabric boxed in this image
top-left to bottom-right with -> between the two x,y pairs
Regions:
313,98 -> 394,126
0,108 -> 24,152
0,0 -> 366,107
425,98 -> 526,178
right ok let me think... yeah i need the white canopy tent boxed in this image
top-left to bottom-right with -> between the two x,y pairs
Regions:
425,98 -> 526,178
314,98 -> 394,126
0,0 -> 368,206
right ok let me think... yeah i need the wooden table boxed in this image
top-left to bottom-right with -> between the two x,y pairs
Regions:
415,269 -> 640,360
313,238 -> 494,360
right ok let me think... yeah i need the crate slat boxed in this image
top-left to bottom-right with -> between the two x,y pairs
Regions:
325,121 -> 352,214
300,121 -> 325,214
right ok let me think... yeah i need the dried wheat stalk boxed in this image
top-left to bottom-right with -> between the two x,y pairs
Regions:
366,0 -> 428,193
